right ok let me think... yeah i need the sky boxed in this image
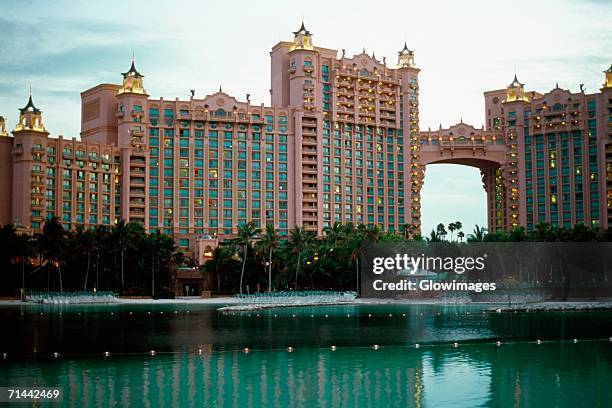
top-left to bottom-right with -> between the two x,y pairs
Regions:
1,0 -> 610,235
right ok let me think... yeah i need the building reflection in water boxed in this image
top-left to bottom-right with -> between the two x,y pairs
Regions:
2,342 -> 610,407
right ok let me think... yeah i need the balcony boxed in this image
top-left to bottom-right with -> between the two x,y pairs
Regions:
12,146 -> 23,155
31,146 -> 45,154
302,165 -> 317,175
303,213 -> 318,222
302,137 -> 317,146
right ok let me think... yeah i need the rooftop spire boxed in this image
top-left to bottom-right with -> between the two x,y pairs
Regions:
398,42 -> 412,55
293,21 -> 311,36
20,93 -> 40,114
508,74 -> 523,88
122,55 -> 143,79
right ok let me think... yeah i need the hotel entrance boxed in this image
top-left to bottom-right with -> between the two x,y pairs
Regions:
182,282 -> 200,296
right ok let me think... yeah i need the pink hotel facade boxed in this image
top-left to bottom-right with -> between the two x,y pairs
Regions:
0,23 -> 611,260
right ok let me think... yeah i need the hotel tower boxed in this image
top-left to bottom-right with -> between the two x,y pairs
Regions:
0,23 -> 610,261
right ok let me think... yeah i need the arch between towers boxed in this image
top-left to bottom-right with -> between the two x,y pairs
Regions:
414,145 -> 511,233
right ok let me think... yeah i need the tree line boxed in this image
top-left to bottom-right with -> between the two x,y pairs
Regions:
0,217 -> 183,297
204,221 -> 612,295
1,219 -> 611,297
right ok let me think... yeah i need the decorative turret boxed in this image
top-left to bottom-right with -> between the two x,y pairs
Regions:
505,74 -> 529,102
602,63 -> 612,89
291,21 -> 314,51
13,92 -> 47,133
397,42 -> 416,68
0,115 -> 7,136
118,56 -> 146,95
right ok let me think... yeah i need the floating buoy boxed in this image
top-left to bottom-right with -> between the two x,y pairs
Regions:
325,314 -> 329,318
103,351 -> 110,357
388,314 -> 393,317
243,348 -> 251,354
174,311 -> 178,314
78,312 -> 82,316
415,344 -> 420,349
256,314 -> 260,317
110,312 -> 114,315
331,346 -> 337,351
402,313 -> 406,317
347,314 -> 351,317
40,312 -> 43,316
274,314 -> 277,318
453,342 -> 459,348
292,314 -> 296,318
197,348 -> 203,355
310,314 -> 314,318
419,313 -> 423,316
160,311 -> 164,315
59,312 -> 62,316
53,352 -> 60,358
573,339 -> 578,343
372,344 -> 380,350
536,340 -> 542,345
129,312 -> 133,315
147,312 -> 151,315
149,350 -> 156,356
496,341 -> 501,347
368,314 -> 372,318
287,346 -> 294,352
186,310 -> 190,313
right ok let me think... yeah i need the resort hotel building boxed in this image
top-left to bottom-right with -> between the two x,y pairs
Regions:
0,22 -> 611,262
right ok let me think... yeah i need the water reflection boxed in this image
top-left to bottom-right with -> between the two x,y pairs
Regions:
1,342 -> 610,408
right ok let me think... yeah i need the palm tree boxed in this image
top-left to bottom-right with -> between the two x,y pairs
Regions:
287,227 -> 312,290
457,231 -> 465,242
448,222 -> 456,241
112,220 -> 130,289
467,225 -> 487,242
14,233 -> 34,299
111,221 -> 144,291
38,217 -> 67,292
92,225 -> 109,290
258,223 -> 279,292
454,221 -> 462,241
235,222 -> 260,295
436,223 -> 447,241
74,226 -> 95,291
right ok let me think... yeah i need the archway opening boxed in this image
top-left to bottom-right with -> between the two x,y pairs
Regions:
420,163 -> 488,240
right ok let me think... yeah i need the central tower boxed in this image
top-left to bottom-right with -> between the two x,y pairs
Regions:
271,24 -> 420,235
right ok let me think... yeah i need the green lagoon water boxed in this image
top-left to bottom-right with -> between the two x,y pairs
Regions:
0,303 -> 611,407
